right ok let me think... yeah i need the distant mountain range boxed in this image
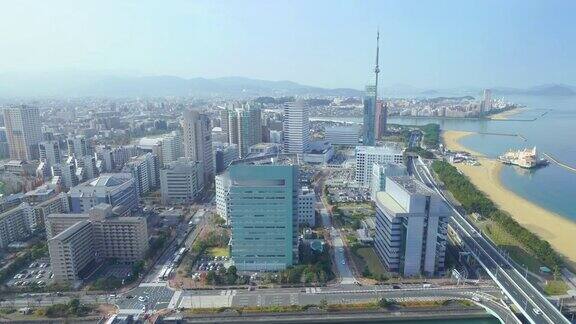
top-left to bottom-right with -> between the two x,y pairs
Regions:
491,84 -> 576,96
0,73 -> 362,98
0,72 -> 574,98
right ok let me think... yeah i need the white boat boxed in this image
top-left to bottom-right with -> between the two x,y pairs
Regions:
498,147 -> 548,169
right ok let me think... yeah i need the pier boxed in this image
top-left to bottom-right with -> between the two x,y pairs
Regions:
478,132 -> 527,141
543,152 -> 576,173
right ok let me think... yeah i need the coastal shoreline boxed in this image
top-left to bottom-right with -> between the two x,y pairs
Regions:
488,107 -> 524,120
442,130 -> 576,267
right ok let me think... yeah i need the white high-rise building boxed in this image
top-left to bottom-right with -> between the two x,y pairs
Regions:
215,172 -> 231,222
75,155 -> 99,181
52,160 -> 78,189
182,110 -> 213,182
481,89 -> 492,115
297,187 -> 316,227
283,100 -> 310,154
67,135 -> 90,157
226,104 -> 263,158
39,141 -> 62,166
160,157 -> 204,205
355,145 -> 404,187
161,131 -> 183,165
3,105 -> 43,161
123,153 -> 159,196
374,176 -> 449,276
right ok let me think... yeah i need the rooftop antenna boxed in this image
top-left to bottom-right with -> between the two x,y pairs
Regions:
374,28 -> 380,99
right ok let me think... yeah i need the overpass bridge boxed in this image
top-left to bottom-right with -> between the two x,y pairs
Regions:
410,156 -> 569,324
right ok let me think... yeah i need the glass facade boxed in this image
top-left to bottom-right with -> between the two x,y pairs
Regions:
228,164 -> 298,271
362,85 -> 377,146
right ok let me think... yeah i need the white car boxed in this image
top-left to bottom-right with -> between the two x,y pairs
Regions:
138,296 -> 147,302
533,308 -> 542,315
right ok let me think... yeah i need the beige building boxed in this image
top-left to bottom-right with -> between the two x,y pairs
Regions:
48,220 -> 95,284
182,110 -> 213,182
47,204 -> 148,284
33,193 -> 70,231
0,203 -> 35,249
3,105 -> 43,161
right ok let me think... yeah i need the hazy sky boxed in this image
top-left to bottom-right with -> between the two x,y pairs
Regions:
1,0 -> 575,89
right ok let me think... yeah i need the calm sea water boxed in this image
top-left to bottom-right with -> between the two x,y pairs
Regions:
316,95 -> 576,223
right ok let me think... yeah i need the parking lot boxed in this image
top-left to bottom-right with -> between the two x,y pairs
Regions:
327,186 -> 370,203
190,255 -> 231,281
7,257 -> 53,288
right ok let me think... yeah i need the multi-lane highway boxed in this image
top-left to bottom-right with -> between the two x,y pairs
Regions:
410,155 -> 569,324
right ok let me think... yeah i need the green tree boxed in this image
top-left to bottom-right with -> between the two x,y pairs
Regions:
319,297 -> 328,309
378,298 -> 395,308
206,270 -> 218,285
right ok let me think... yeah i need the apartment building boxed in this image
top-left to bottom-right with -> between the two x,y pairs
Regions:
0,203 -> 35,248
47,204 -> 148,284
48,220 -> 95,284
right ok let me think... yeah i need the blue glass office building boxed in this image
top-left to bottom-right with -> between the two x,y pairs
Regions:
228,164 -> 298,271
362,85 -> 377,146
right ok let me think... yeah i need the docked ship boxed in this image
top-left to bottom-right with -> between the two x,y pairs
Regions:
498,147 -> 548,169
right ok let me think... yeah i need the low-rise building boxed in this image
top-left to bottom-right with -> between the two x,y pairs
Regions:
303,140 -> 334,165
68,173 -> 138,213
324,125 -> 360,146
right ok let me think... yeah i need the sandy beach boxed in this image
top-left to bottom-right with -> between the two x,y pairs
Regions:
443,130 -> 576,266
489,108 -> 524,120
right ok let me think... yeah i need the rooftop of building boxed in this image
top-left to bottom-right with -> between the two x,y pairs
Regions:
230,153 -> 298,167
355,143 -> 404,154
50,220 -> 91,242
307,140 -> 332,154
325,125 -> 360,131
84,173 -> 133,188
375,191 -> 406,214
23,184 -> 57,199
389,176 -> 434,196
250,142 -> 280,150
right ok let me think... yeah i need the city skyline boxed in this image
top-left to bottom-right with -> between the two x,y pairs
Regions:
1,1 -> 576,92
0,2 -> 574,323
